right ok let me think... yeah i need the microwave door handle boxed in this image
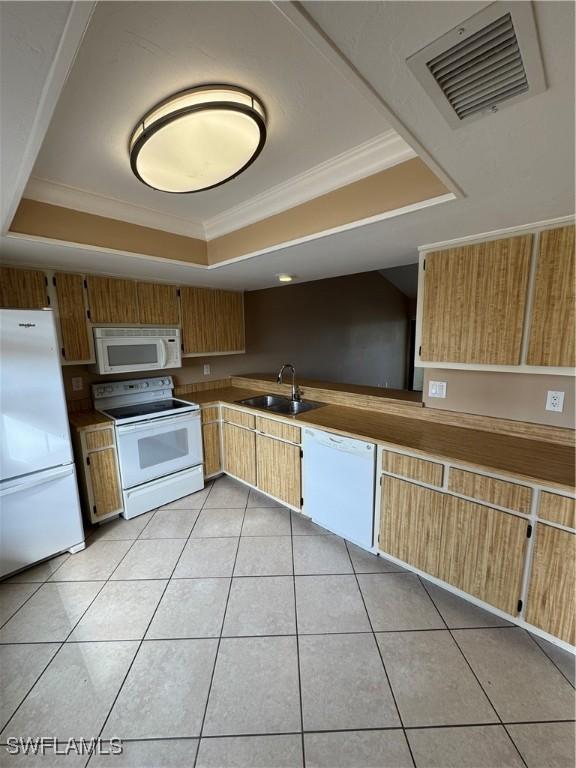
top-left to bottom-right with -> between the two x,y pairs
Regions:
158,339 -> 168,368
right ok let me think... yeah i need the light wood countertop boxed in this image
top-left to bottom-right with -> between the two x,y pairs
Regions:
68,410 -> 113,430
184,387 -> 575,491
66,385 -> 574,491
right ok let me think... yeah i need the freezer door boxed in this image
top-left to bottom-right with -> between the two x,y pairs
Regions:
0,310 -> 73,481
0,464 -> 84,578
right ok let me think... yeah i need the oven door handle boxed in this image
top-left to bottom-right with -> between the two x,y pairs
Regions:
158,339 -> 168,369
117,411 -> 200,434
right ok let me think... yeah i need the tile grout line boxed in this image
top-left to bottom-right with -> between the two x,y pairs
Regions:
0,527 -> 150,751
343,539 -> 417,768
89,483 -> 220,765
289,508 -> 307,768
192,483 -> 249,768
524,632 -> 576,690
417,577 -> 529,768
0,581 -> 44,631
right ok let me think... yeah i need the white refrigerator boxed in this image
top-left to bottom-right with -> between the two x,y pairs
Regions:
0,309 -> 85,578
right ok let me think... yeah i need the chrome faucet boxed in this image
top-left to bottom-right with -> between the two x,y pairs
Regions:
277,363 -> 301,402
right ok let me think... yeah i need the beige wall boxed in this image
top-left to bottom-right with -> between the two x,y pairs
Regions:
423,368 -> 576,429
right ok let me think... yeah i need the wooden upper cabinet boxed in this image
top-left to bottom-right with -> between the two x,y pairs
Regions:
0,267 -> 48,309
180,286 -> 218,353
420,235 -> 532,364
136,282 -> 180,326
526,225 -> 575,367
180,287 -> 245,354
54,273 -> 92,362
214,290 -> 245,351
86,276 -> 139,324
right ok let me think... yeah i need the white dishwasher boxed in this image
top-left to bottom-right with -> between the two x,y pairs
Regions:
302,427 -> 376,549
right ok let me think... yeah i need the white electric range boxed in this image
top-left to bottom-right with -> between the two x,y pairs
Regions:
93,376 -> 204,519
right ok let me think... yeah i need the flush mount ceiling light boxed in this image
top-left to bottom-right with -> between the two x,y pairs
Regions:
129,85 -> 267,193
276,274 -> 294,283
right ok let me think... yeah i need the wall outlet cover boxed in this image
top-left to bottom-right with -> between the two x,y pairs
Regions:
71,376 -> 83,392
545,390 -> 565,413
203,364 -> 211,376
428,380 -> 447,398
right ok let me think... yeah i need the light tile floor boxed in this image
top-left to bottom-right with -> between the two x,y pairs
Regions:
0,476 -> 574,768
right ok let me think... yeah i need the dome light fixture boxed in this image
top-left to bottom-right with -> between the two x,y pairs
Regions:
277,274 -> 294,283
129,85 -> 267,193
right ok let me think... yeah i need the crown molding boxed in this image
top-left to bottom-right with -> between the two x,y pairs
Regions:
418,214 -> 576,252
2,2 -> 96,235
24,178 -> 206,239
204,130 -> 416,239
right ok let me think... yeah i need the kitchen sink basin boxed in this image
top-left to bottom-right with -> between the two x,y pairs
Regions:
236,394 -> 324,416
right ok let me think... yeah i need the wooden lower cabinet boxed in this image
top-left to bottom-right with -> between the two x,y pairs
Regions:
256,434 -> 301,508
525,524 -> 575,645
87,447 -> 123,519
202,422 -> 221,477
222,423 -> 256,485
379,476 -> 446,578
439,496 -> 528,615
380,476 -> 528,616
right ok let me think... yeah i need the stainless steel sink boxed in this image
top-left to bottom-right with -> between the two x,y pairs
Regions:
236,394 -> 323,416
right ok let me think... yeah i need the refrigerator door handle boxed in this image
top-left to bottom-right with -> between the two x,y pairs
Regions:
0,465 -> 74,496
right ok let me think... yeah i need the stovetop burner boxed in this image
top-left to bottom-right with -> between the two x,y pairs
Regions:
102,398 -> 192,421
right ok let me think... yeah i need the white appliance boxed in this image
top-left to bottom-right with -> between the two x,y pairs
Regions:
302,427 -> 376,549
93,327 -> 181,375
94,377 -> 204,519
0,309 -> 85,578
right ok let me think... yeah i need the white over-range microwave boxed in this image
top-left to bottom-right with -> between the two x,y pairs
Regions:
93,327 -> 182,374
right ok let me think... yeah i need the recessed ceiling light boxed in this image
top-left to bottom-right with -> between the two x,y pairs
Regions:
129,85 -> 267,193
277,274 -> 294,283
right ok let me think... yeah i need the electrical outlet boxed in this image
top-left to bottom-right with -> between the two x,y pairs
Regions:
428,380 -> 447,398
203,364 -> 211,376
546,390 -> 565,413
71,376 -> 83,392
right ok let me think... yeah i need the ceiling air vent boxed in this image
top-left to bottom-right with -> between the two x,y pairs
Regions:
407,2 -> 546,128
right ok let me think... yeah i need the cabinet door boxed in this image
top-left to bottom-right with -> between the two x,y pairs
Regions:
214,290 -> 245,351
527,225 -> 575,367
420,235 -> 532,364
88,447 -> 123,517
137,282 -> 180,326
525,524 -> 575,645
0,267 -> 48,308
256,434 -> 301,508
180,287 -> 218,353
440,495 -> 528,614
87,276 -> 138,324
379,476 -> 446,578
222,423 -> 256,485
54,273 -> 92,362
202,422 -> 221,477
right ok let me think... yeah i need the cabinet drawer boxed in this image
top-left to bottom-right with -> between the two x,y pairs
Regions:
201,406 -> 220,424
255,416 -> 300,444
222,407 -> 255,429
85,428 -> 115,452
448,468 -> 532,514
538,492 -> 575,529
382,450 -> 443,487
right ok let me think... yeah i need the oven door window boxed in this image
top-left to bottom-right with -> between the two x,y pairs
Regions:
107,343 -> 159,367
137,428 -> 189,469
